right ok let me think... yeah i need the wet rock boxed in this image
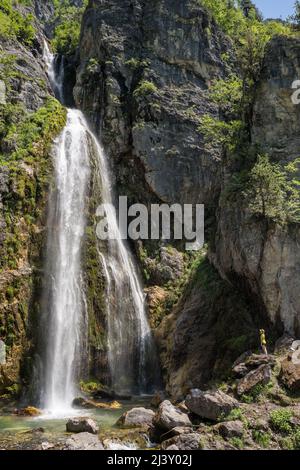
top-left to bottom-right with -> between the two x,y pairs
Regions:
72,397 -> 121,409
185,389 -> 239,421
153,400 -> 192,431
64,433 -> 104,450
237,364 -> 272,396
93,388 -> 131,401
161,433 -> 200,450
117,407 -> 155,428
16,406 -> 42,417
66,417 -> 99,435
218,420 -> 244,439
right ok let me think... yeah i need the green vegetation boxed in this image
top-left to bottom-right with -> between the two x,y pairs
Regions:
270,409 -> 293,434
80,380 -> 102,394
244,155 -> 300,224
0,97 -> 66,271
133,80 -> 159,98
198,1 -> 300,228
252,429 -> 271,448
52,0 -> 88,55
240,382 -> 273,404
229,436 -> 244,449
1,97 -> 67,163
0,0 -> 36,45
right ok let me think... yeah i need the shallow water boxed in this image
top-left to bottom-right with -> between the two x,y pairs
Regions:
0,398 -> 150,435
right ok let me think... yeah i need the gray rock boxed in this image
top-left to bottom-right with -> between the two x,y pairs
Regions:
154,400 -> 192,431
233,353 -> 276,378
161,433 -> 200,450
161,426 -> 195,441
65,433 -> 104,451
218,420 -> 244,438
185,389 -> 239,421
117,407 -> 155,428
237,364 -> 272,396
66,417 -> 99,435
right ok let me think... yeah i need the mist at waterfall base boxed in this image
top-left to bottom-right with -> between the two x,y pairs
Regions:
32,42 -> 160,415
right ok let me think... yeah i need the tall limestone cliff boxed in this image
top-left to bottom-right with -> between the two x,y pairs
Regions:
75,0 -> 231,207
212,36 -> 300,338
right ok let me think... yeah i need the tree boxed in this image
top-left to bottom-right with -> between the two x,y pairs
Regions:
288,1 -> 300,27
244,155 -> 300,223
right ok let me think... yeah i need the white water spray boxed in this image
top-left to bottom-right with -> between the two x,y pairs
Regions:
40,42 -> 159,411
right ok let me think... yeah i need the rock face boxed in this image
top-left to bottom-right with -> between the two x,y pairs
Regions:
75,0 -> 230,207
65,432 -> 104,450
117,407 -> 155,428
212,36 -> 300,337
185,389 -> 239,421
66,417 -> 99,434
153,400 -> 192,431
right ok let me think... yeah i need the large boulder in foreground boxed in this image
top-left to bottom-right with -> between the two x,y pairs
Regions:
65,433 -> 104,450
66,417 -> 99,435
153,400 -> 192,431
117,407 -> 155,428
185,389 -> 239,421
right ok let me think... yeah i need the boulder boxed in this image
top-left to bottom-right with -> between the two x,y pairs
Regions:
153,400 -> 192,431
161,426 -> 194,442
280,348 -> 300,391
185,389 -> 239,421
65,433 -> 104,450
16,406 -> 42,417
274,335 -> 295,354
218,420 -> 244,438
66,417 -> 99,435
232,353 -> 276,378
161,433 -> 200,450
117,407 -> 155,428
237,364 -> 272,396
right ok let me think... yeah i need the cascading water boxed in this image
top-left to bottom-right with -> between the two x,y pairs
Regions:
40,43 -> 90,412
40,41 -> 159,412
92,138 -> 160,395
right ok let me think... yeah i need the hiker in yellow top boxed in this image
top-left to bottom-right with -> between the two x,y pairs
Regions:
260,329 -> 268,355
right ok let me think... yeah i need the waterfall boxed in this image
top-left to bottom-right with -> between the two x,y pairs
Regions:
40,41 -> 159,411
91,137 -> 160,395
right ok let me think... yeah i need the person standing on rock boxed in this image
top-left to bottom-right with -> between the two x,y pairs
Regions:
260,329 -> 268,355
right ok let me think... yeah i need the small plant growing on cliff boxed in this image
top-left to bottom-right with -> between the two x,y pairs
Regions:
133,80 -> 158,98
